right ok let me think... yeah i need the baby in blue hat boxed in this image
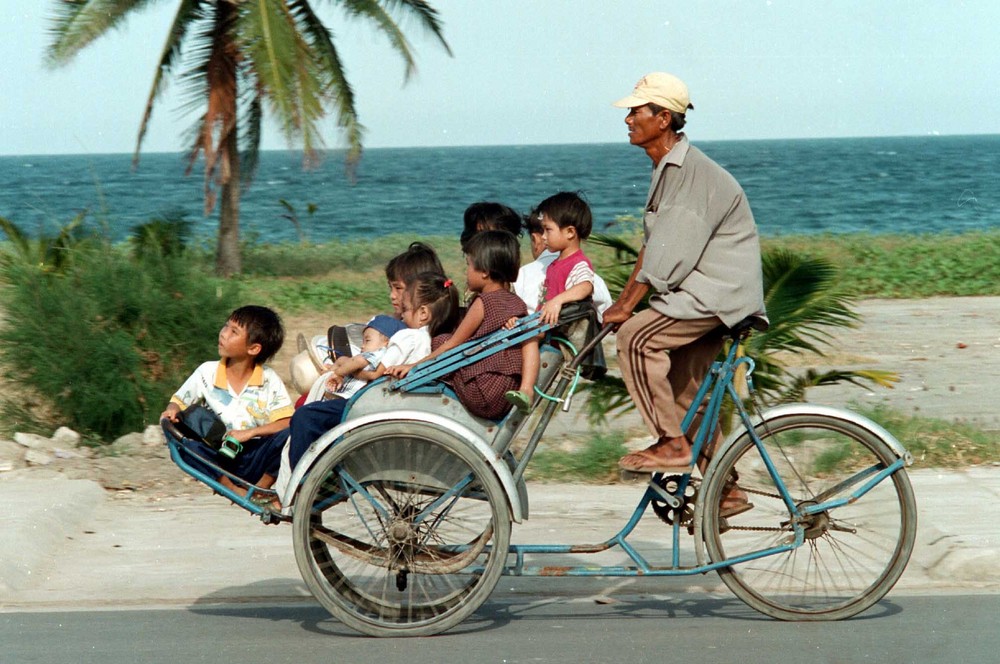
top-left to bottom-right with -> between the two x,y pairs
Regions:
320,314 -> 406,400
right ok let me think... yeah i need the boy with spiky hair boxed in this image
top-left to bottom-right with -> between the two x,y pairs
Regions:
161,305 -> 293,495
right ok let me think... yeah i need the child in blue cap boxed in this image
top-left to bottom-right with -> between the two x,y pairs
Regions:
317,314 -> 406,401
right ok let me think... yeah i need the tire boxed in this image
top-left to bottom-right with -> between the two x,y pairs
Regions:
702,412 -> 916,620
292,421 -> 511,637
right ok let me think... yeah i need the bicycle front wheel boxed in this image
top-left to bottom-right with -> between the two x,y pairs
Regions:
292,421 -> 511,637
703,412 -> 916,620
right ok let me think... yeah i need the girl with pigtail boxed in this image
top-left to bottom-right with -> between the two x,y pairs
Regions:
389,230 -> 534,420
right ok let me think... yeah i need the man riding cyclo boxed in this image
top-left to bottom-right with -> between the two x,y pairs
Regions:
602,72 -> 767,517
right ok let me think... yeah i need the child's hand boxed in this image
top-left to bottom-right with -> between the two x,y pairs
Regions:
386,364 -> 413,378
160,403 -> 180,422
225,429 -> 253,443
325,372 -> 344,391
503,316 -> 519,330
540,300 -> 563,326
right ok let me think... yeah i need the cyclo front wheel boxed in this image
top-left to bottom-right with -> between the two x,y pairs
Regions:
292,421 -> 511,637
702,412 -> 916,620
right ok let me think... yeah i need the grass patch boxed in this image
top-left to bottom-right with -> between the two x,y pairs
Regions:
118,229 -> 1000,316
763,231 -> 1000,298
527,432 -> 629,483
858,403 -> 1000,467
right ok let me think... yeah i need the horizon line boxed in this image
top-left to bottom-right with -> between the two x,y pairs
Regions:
2,131 -> 997,159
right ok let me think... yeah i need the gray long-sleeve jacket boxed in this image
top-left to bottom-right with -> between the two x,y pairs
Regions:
638,135 -> 767,328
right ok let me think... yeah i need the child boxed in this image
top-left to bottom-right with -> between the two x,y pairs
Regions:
274,272 -> 459,500
514,205 -> 613,321
288,242 -> 444,402
385,241 -> 445,315
160,305 -> 293,496
535,191 -> 598,324
390,230 -> 535,421
314,314 -> 406,402
506,192 -> 600,411
459,201 -> 522,251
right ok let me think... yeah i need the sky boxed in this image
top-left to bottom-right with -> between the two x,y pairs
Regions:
1,1 -> 998,156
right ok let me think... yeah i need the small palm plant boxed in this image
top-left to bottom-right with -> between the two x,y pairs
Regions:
0,213 -> 87,275
584,233 -> 897,423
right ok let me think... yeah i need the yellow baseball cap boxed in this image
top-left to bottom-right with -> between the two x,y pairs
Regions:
613,72 -> 693,113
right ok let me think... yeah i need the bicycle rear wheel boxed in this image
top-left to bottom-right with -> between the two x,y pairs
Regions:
703,412 -> 916,620
292,421 -> 511,637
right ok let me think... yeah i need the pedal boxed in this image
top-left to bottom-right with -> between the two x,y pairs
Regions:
619,469 -> 649,483
619,466 -> 694,483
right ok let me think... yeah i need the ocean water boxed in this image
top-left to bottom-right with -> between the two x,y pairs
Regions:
1,134 -> 998,244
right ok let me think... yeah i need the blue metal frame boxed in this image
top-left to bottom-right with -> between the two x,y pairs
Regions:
390,312 -> 549,392
163,312 -> 909,576
162,423 -> 278,520
500,336 -> 805,577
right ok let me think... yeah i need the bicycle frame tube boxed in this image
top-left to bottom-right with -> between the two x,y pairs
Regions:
503,337 -> 809,577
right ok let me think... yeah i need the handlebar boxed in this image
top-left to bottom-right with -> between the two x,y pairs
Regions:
565,323 -> 615,373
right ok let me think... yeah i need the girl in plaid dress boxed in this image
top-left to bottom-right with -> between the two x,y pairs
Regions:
390,230 -> 533,420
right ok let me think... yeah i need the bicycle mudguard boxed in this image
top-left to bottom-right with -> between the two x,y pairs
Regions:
279,410 -> 526,523
730,402 -> 914,465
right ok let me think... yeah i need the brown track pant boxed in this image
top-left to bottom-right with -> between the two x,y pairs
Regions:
616,309 -> 725,450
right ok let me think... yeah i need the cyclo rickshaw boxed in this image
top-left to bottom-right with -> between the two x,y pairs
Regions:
162,305 -> 917,637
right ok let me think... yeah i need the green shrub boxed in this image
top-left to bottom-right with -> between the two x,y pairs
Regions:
0,231 -> 239,441
527,432 -> 629,483
129,212 -> 193,260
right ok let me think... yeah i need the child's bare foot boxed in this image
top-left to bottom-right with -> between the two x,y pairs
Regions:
249,492 -> 282,512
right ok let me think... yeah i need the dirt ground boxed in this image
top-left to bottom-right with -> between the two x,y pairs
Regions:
3,296 -> 998,501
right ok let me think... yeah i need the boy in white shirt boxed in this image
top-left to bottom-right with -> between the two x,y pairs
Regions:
160,305 -> 292,496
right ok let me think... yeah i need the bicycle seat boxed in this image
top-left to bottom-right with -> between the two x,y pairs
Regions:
724,315 -> 769,339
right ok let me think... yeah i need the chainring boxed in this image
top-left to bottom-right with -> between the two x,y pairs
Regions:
650,475 -> 699,528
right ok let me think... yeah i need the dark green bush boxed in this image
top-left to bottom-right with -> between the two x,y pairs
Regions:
0,231 -> 239,441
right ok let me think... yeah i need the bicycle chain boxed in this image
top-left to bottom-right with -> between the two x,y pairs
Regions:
719,487 -> 789,533
650,480 -> 792,533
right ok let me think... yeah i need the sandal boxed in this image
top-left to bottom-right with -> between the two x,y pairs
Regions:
719,486 -> 754,518
618,446 -> 693,474
249,492 -> 281,511
504,390 -> 531,414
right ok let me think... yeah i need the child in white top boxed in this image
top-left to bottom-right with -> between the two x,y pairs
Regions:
317,315 -> 406,402
160,305 -> 292,497
274,272 -> 459,503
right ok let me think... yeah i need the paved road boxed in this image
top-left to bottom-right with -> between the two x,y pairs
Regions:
4,589 -> 998,664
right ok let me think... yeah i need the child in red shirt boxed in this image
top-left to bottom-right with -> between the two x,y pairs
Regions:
506,191 -> 597,413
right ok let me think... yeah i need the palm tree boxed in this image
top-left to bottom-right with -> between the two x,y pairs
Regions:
584,234 -> 897,423
46,0 -> 450,276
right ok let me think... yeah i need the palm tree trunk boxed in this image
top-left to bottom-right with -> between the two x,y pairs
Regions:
216,131 -> 241,277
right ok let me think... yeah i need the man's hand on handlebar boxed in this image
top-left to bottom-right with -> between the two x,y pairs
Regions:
600,301 -> 632,329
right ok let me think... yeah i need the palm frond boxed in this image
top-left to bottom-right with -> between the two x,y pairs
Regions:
336,0 -> 452,79
0,215 -> 33,258
239,93 -> 263,189
582,376 -> 636,425
46,0 -> 156,65
134,0 -> 206,165
776,369 -> 899,403
747,249 -> 860,357
590,233 -> 641,261
240,1 -> 304,140
178,2 -> 239,213
289,0 -> 364,165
